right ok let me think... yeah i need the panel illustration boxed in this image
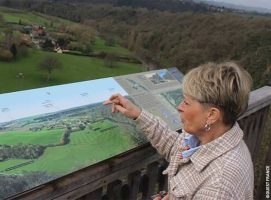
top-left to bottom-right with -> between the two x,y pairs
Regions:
0,78 -> 146,199
144,69 -> 176,84
160,88 -> 184,108
115,69 -> 183,130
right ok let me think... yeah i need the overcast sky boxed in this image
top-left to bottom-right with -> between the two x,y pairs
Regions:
209,0 -> 271,10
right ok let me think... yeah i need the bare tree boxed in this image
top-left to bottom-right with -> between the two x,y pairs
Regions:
10,43 -> 17,59
38,55 -> 62,81
104,53 -> 117,68
0,14 -> 4,24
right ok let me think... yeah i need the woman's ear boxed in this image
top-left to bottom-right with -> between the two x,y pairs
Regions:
207,107 -> 221,124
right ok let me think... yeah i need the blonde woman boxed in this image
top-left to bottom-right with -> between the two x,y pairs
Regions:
104,62 -> 254,199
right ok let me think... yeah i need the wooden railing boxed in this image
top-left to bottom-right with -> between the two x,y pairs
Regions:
8,86 -> 271,200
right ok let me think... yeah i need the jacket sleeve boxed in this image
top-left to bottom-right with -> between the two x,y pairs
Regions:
135,109 -> 184,161
192,185 -> 237,200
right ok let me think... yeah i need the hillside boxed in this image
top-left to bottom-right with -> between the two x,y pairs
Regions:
8,1 -> 270,89
0,6 -> 143,93
1,1 -> 271,89
0,0 -> 210,13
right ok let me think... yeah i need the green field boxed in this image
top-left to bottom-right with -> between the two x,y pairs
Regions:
0,120 -> 137,174
0,50 -> 143,93
0,6 -> 143,94
0,6 -> 71,28
0,159 -> 32,172
93,36 -> 132,56
0,129 -> 63,145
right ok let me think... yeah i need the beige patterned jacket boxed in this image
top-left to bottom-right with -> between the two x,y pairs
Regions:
136,110 -> 254,200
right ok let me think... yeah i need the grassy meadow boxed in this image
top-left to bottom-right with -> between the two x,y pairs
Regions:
93,36 -> 132,56
0,49 -> 143,93
0,6 -> 143,94
0,120 -> 137,174
0,129 -> 63,145
0,6 -> 72,28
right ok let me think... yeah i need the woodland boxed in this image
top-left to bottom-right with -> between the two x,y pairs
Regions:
1,0 -> 271,88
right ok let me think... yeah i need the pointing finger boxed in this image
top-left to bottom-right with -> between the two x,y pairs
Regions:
112,103 -> 115,113
114,104 -> 126,114
109,93 -> 121,100
103,100 -> 112,105
103,98 -> 120,105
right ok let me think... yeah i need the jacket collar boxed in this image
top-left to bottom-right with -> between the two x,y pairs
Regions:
190,122 -> 244,172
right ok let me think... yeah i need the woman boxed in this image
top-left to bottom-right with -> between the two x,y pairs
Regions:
103,62 -> 254,199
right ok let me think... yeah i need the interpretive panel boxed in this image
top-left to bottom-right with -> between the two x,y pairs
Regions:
0,68 -> 183,198
115,68 -> 183,130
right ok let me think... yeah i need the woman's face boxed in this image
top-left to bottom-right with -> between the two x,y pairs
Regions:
177,95 -> 209,135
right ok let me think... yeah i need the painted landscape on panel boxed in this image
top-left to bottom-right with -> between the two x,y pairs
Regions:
0,78 -> 146,199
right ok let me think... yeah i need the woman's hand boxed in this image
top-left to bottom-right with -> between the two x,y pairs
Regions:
162,194 -> 169,200
103,94 -> 141,119
152,194 -> 169,200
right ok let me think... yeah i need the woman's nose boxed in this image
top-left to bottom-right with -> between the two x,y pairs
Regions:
177,101 -> 184,112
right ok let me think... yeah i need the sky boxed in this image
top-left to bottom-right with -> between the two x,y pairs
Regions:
208,0 -> 271,10
0,78 -> 127,123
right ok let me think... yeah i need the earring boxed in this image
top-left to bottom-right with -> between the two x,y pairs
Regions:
204,123 -> 211,132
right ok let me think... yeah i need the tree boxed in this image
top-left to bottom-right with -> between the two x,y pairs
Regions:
3,28 -> 13,49
105,36 -> 116,47
0,49 -> 13,61
38,56 -> 62,81
42,38 -> 54,50
0,14 -> 4,24
104,53 -> 117,68
10,43 -> 17,59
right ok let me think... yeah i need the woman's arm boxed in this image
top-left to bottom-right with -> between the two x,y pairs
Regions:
136,109 -> 183,161
104,94 -> 183,161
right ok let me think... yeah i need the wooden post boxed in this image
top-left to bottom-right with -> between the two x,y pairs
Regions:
82,188 -> 103,200
128,171 -> 141,200
140,173 -> 149,200
120,184 -> 130,200
107,180 -> 122,200
145,162 -> 160,199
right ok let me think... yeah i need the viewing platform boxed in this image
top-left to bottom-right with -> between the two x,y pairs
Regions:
7,85 -> 271,200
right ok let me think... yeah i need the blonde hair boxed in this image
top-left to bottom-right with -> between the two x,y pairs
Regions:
182,62 -> 252,126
